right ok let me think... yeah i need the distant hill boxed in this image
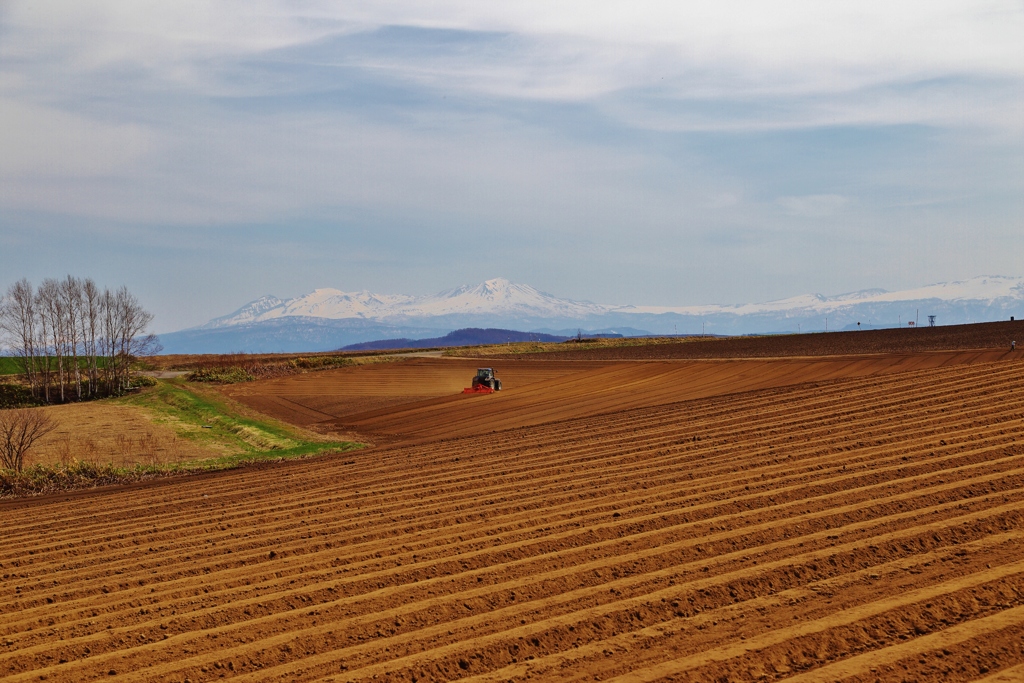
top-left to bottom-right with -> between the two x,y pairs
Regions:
341,328 -> 573,351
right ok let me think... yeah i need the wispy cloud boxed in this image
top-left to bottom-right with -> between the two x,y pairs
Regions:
0,99 -> 153,179
777,194 -> 850,218
5,3 -> 1023,106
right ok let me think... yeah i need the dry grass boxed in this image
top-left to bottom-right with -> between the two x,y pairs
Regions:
24,401 -> 223,468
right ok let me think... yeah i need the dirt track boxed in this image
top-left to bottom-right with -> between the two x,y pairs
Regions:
3,341 -> 1024,681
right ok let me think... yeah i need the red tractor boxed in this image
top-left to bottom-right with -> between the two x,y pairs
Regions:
463,367 -> 502,394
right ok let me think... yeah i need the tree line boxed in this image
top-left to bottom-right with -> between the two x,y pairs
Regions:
0,276 -> 161,403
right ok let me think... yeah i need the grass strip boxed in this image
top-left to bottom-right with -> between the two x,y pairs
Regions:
122,379 -> 326,453
0,356 -> 111,375
0,357 -> 23,375
1,378 -> 363,498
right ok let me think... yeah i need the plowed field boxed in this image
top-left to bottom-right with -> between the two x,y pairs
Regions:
222,359 -> 600,436
3,347 -> 1024,681
225,350 -> 1015,443
505,320 -> 1024,360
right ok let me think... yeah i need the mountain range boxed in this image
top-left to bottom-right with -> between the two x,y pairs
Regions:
157,276 -> 1024,354
198,279 -> 608,329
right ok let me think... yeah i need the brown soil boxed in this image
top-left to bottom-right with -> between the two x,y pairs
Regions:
503,320 -> 1024,361
3,325 -> 1024,681
226,349 -> 1016,444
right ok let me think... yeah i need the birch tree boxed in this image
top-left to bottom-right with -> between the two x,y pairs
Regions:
36,279 -> 67,403
60,276 -> 84,400
0,279 -> 40,396
3,276 -> 159,402
80,278 -> 102,397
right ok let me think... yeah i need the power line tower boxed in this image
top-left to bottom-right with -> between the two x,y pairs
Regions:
928,315 -> 936,327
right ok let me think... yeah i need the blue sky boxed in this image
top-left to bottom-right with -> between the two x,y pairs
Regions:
1,2 -> 1022,332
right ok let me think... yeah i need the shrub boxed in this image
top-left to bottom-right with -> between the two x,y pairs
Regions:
186,367 -> 256,383
0,383 -> 43,409
0,408 -> 57,472
289,356 -> 353,370
0,460 -> 149,497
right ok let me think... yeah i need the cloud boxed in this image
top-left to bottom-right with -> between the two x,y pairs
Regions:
0,100 -> 152,179
777,194 -> 850,218
5,3 -> 1023,105
707,192 -> 741,209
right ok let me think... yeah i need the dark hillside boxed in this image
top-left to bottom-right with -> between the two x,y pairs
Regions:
492,320 -> 1024,360
342,328 -> 569,351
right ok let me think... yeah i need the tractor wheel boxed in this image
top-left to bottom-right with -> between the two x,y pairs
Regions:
494,380 -> 502,391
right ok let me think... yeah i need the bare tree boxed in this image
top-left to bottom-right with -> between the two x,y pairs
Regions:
60,276 -> 84,400
34,284 -> 53,403
103,286 -> 160,392
120,287 -> 160,360
36,279 -> 67,403
1,280 -> 40,396
4,276 -> 158,402
80,278 -> 102,397
0,408 -> 56,472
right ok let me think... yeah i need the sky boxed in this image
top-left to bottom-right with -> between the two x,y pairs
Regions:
1,2 -> 1022,333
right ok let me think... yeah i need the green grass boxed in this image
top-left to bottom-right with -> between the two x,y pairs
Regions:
0,357 -> 24,375
121,378 -> 359,459
0,378 -> 363,497
0,356 -> 110,375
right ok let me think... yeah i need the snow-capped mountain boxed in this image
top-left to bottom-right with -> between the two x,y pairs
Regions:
201,278 -> 606,329
158,275 -> 1024,353
628,276 -> 1024,317
202,295 -> 285,328
202,290 -> 416,329
417,279 -> 608,319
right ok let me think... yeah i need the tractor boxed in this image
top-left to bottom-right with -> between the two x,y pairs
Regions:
464,367 -> 502,394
